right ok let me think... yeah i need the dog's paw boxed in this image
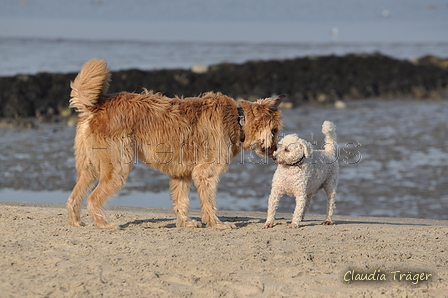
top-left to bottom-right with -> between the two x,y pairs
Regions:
69,221 -> 86,227
288,223 -> 299,228
321,220 -> 333,225
263,222 -> 274,229
209,221 -> 236,230
177,219 -> 202,228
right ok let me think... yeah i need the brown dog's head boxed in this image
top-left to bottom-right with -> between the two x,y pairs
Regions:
239,94 -> 285,158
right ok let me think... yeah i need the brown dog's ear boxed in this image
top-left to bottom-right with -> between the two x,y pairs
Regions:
238,99 -> 250,108
270,94 -> 287,111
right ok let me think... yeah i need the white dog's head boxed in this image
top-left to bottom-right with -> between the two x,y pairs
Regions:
273,134 -> 312,165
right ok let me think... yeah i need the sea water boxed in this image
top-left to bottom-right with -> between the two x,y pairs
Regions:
0,0 -> 447,219
0,0 -> 447,76
1,100 -> 447,219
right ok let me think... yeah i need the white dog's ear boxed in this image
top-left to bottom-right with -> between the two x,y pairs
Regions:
298,139 -> 313,158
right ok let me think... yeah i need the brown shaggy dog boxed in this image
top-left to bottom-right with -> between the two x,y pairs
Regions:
67,58 -> 283,230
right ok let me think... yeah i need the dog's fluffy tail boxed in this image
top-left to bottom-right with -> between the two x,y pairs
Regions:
69,58 -> 111,115
322,121 -> 337,155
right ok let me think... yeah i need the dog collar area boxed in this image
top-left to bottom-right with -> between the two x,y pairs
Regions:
287,155 -> 305,167
237,107 -> 245,143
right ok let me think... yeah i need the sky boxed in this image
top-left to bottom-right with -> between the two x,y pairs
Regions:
0,0 -> 447,43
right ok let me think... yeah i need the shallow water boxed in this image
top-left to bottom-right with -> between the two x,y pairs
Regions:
1,99 -> 447,220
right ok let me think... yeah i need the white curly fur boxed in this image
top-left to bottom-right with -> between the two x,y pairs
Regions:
264,121 -> 339,228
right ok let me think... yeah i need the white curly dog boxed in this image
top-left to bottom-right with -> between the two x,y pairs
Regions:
263,121 -> 339,229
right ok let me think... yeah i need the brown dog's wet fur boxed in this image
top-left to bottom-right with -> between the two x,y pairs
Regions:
67,58 -> 283,230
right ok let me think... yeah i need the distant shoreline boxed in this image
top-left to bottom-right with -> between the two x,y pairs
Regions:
1,53 -> 447,120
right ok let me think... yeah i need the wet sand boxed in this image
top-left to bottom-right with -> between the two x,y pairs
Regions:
1,202 -> 447,297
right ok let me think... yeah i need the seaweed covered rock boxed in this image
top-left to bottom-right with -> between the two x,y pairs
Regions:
0,53 -> 447,119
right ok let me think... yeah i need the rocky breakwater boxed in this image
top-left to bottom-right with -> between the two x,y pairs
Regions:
0,53 -> 447,122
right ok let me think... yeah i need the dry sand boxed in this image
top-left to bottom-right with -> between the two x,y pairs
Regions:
1,202 -> 447,298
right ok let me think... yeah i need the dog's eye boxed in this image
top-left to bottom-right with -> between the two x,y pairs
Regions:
285,148 -> 289,152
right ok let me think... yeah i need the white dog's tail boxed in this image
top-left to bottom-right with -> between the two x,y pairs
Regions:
322,121 -> 337,155
69,58 -> 111,116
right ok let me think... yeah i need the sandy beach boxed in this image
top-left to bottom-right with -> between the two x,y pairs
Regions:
0,202 -> 447,297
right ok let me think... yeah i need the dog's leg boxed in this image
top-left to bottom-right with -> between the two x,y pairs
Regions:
86,175 -> 123,229
300,194 -> 313,221
322,189 -> 336,225
192,164 -> 236,230
87,162 -> 132,229
170,176 -> 201,228
67,169 -> 96,227
263,187 -> 282,229
290,192 -> 308,228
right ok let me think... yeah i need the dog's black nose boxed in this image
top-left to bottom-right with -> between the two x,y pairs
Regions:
272,157 -> 276,161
